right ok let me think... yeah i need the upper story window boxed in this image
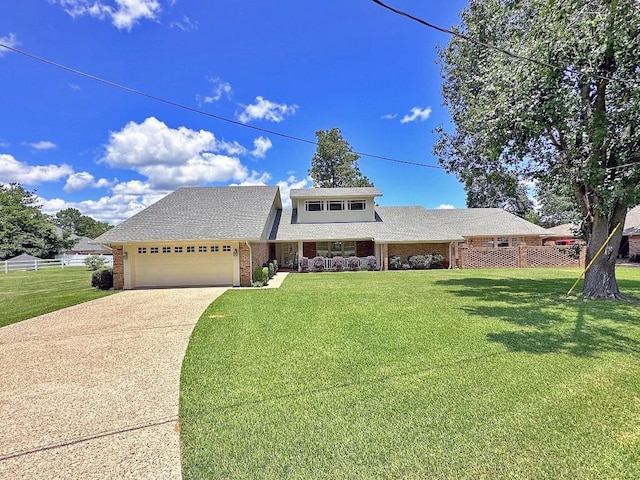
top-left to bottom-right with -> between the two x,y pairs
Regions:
305,201 -> 324,212
348,200 -> 366,211
328,200 -> 344,211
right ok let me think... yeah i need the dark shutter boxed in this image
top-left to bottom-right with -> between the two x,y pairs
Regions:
303,242 -> 317,258
356,241 -> 374,257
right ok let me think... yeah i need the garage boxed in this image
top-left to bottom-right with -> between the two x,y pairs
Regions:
130,242 -> 236,288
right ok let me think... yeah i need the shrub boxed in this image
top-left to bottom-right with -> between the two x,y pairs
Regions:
389,255 -> 402,270
300,257 -> 309,272
402,262 -> 411,270
253,266 -> 269,285
91,267 -> 113,290
332,256 -> 345,271
272,259 -> 278,273
311,256 -> 325,272
84,255 -> 107,271
407,255 -> 429,270
347,257 -> 361,271
366,255 -> 377,271
264,261 -> 276,279
431,254 -> 445,269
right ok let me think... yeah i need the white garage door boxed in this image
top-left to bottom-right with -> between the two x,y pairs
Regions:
132,243 -> 235,288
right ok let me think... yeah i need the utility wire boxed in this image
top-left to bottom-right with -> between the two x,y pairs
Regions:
0,42 -> 444,170
371,0 -> 638,87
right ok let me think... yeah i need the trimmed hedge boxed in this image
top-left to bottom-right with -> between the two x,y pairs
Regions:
91,267 -> 113,290
253,266 -> 269,286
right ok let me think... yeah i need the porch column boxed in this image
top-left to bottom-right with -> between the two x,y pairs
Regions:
381,243 -> 389,271
297,241 -> 304,272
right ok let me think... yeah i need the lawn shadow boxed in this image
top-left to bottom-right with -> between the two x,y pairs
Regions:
435,276 -> 640,357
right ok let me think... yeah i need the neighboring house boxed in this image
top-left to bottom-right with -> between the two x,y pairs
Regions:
94,185 -> 554,290
541,205 -> 640,260
624,205 -> 640,260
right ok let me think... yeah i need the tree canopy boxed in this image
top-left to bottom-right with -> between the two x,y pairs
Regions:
309,128 -> 374,188
0,184 -> 74,260
435,0 -> 640,299
53,208 -> 112,239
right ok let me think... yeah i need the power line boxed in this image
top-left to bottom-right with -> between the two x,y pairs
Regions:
371,0 -> 638,87
0,42 -> 445,171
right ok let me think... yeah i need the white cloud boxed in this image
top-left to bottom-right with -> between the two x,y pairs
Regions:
251,136 -> 272,158
237,96 -> 298,123
101,116 -> 259,189
28,141 -> 57,150
217,140 -> 247,156
50,0 -> 162,30
64,171 -> 112,192
276,175 -> 309,208
400,106 -> 432,124
0,154 -> 73,185
0,33 -> 20,57
197,77 -> 232,104
40,190 -> 165,225
381,113 -> 397,120
169,15 -> 198,31
436,204 -> 455,209
233,171 -> 272,186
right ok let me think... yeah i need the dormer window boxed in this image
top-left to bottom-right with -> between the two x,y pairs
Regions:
328,200 -> 344,211
305,201 -> 324,212
348,200 -> 366,211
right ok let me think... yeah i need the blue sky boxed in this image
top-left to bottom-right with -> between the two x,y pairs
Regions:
0,0 -> 469,224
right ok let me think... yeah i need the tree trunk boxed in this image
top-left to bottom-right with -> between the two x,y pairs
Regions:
582,205 -> 627,300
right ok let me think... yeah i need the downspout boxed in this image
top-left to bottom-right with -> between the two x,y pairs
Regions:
245,241 -> 253,284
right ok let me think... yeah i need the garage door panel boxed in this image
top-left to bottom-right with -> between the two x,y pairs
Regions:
132,245 -> 235,288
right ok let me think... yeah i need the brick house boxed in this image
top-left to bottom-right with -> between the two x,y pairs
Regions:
94,185 -> 553,290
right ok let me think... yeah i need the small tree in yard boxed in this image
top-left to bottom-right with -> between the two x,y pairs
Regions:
84,255 -> 107,271
435,0 -> 640,300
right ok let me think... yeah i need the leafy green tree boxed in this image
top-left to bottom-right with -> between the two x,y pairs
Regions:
53,207 -> 112,239
309,128 -> 374,188
461,169 -> 534,218
0,184 -> 74,260
434,0 -> 640,299
534,178 -> 581,228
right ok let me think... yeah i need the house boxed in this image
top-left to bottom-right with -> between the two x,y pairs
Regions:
624,205 -> 640,260
94,185 -> 555,290
540,205 -> 640,260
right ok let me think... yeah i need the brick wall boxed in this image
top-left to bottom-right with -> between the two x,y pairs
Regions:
239,242 -> 251,286
460,244 -> 585,269
251,242 -> 269,271
112,245 -> 124,290
630,236 -> 640,260
388,243 -> 449,263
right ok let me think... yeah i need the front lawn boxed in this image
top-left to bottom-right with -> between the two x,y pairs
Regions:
0,267 -> 117,328
180,268 -> 640,479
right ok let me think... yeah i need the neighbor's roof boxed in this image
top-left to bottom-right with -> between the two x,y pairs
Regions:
289,187 -> 382,198
94,186 -> 281,243
624,205 -> 640,235
270,206 -> 464,243
424,208 -> 551,237
543,223 -> 578,238
7,253 -> 42,262
68,236 -> 112,253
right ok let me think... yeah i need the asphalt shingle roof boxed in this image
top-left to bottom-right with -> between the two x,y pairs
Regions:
422,208 -> 551,237
624,205 -> 640,235
94,186 -> 281,243
289,187 -> 382,198
271,206 -> 464,242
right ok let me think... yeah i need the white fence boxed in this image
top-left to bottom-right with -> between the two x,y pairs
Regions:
3,258 -> 65,273
58,254 -> 113,268
3,254 -> 113,273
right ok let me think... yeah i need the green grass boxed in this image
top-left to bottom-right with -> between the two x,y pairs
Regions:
0,267 -> 117,327
180,268 -> 640,479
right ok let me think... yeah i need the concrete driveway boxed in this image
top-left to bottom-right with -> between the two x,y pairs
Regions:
0,287 -> 228,480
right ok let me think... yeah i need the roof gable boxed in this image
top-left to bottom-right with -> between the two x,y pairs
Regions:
94,186 -> 281,243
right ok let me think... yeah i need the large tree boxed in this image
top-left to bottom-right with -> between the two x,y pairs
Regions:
53,207 -> 112,239
0,184 -> 74,260
434,0 -> 640,299
461,168 -> 534,218
309,128 -> 374,188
